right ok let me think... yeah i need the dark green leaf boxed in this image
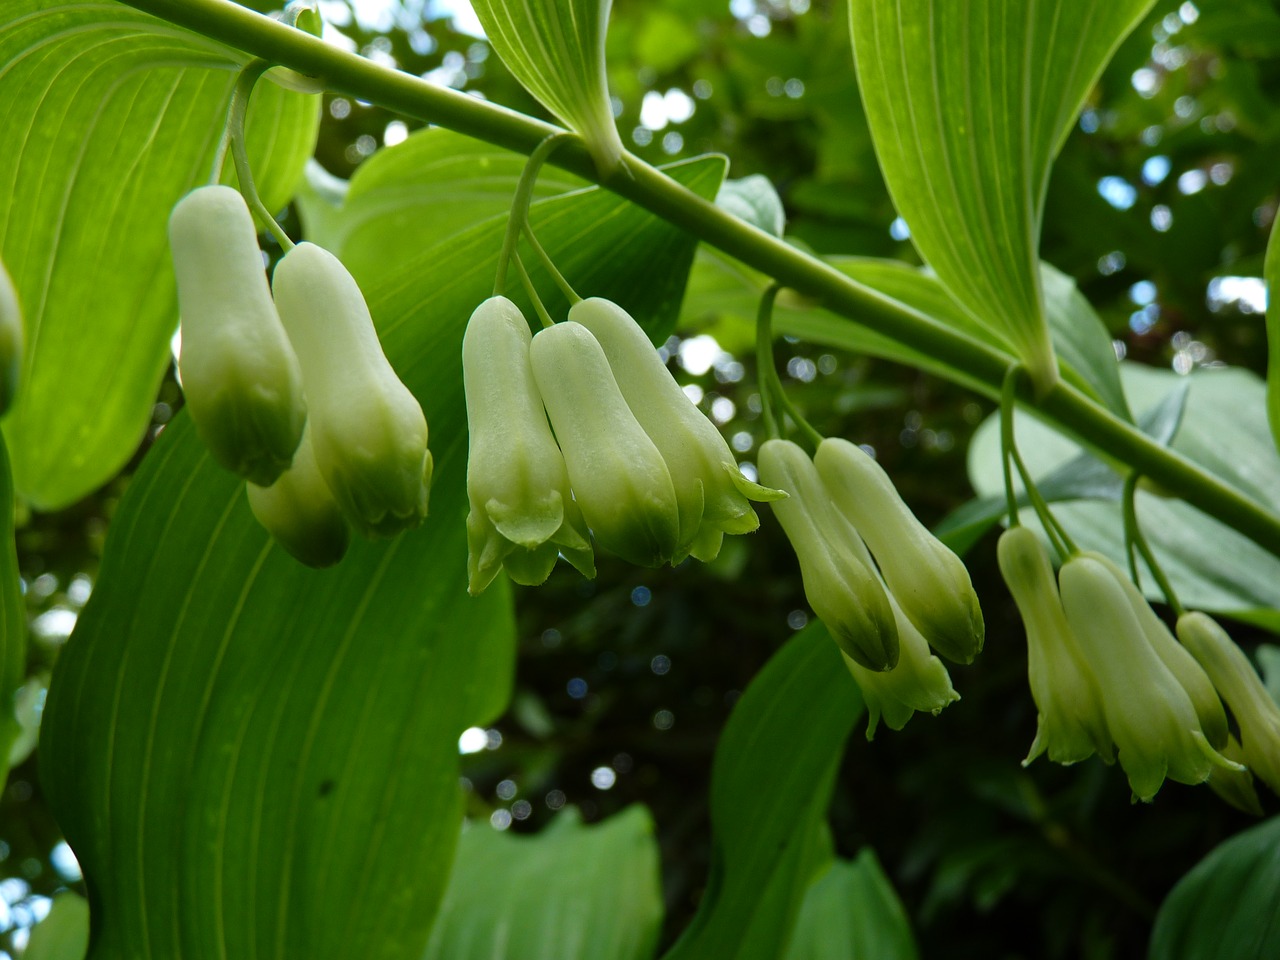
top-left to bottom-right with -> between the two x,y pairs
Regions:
0,0 -> 319,508
40,152 -> 722,960
423,806 -> 663,960
1149,814 -> 1280,960
0,436 -> 22,784
662,624 -> 863,960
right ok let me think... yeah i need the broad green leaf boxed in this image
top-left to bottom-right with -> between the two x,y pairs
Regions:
1264,207 -> 1280,452
0,0 -> 320,509
663,624 -> 863,960
0,435 -> 22,784
782,850 -> 919,960
682,251 -> 1129,416
24,892 -> 90,960
470,0 -> 624,174
423,806 -> 663,960
40,153 -> 722,960
1149,814 -> 1280,960
849,0 -> 1154,390
967,364 -> 1280,627
295,128 -> 587,289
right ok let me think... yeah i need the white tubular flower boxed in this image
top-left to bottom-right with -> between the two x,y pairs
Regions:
462,296 -> 594,594
169,185 -> 305,485
1059,555 -> 1240,802
529,320 -> 680,568
272,242 -> 432,538
570,297 -> 784,562
0,258 -> 22,418
246,423 -> 350,569
1086,552 -> 1228,750
758,438 -> 898,671
1178,611 -> 1280,798
997,527 -> 1112,766
842,591 -> 959,739
815,437 -> 983,664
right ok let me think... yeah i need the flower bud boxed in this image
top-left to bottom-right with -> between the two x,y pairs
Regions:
529,321 -> 680,568
463,297 -> 594,593
1059,556 -> 1240,801
0,258 -> 22,418
1178,611 -> 1280,798
997,527 -> 1112,766
169,186 -> 305,486
816,437 -> 983,664
570,297 -> 784,561
272,242 -> 431,538
1085,553 -> 1228,750
758,438 -> 898,671
246,424 -> 350,568
1205,734 -> 1263,816
841,592 -> 959,739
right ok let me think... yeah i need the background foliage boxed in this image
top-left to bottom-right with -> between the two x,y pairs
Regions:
3,0 -> 1280,958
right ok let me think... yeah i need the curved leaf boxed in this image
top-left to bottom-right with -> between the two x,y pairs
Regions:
783,850 -> 919,960
849,0 -> 1154,388
0,0 -> 319,508
424,807 -> 663,960
663,624 -> 863,960
40,152 -> 723,960
1149,814 -> 1280,960
24,892 -> 90,960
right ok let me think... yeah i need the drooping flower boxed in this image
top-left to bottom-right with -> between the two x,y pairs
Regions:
816,437 -> 983,664
1059,555 -> 1240,801
463,296 -> 594,593
169,185 -> 305,486
570,297 -> 784,562
758,438 -> 898,671
246,423 -> 350,569
529,320 -> 680,568
1178,610 -> 1280,798
997,527 -> 1112,766
272,242 -> 431,538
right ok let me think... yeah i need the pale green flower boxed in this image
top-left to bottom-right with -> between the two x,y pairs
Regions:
570,297 -> 783,562
170,186 -> 305,486
0,258 -> 21,417
758,438 -> 898,671
1059,556 -> 1240,801
816,437 -> 983,664
273,242 -> 431,538
1178,611 -> 1280,798
997,527 -> 1112,766
529,320 -> 679,568
463,296 -> 594,593
842,591 -> 959,739
246,423 -> 350,569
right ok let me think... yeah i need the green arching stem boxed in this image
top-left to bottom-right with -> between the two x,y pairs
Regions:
522,227 -> 580,305
1122,473 -> 1185,617
999,365 -> 1021,527
226,61 -> 294,250
510,254 -> 554,329
116,0 -> 1280,562
1011,447 -> 1075,560
494,132 -> 577,297
755,284 -> 781,439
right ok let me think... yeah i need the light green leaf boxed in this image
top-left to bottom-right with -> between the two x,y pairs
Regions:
783,850 -> 919,960
40,153 -> 722,960
0,435 -> 22,785
849,0 -> 1154,389
967,364 -> 1280,627
423,806 -> 663,960
0,0 -> 319,509
1149,814 -> 1280,960
663,624 -> 863,960
470,0 -> 624,174
716,175 -> 786,239
24,892 -> 90,960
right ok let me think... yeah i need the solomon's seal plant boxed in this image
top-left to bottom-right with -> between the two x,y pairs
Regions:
0,258 -> 21,418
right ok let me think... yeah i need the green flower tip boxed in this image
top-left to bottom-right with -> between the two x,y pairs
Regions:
247,424 -> 350,568
170,185 -> 306,487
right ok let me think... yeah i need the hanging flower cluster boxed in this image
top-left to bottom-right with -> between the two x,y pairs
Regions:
463,295 -> 784,593
168,186 -> 431,567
